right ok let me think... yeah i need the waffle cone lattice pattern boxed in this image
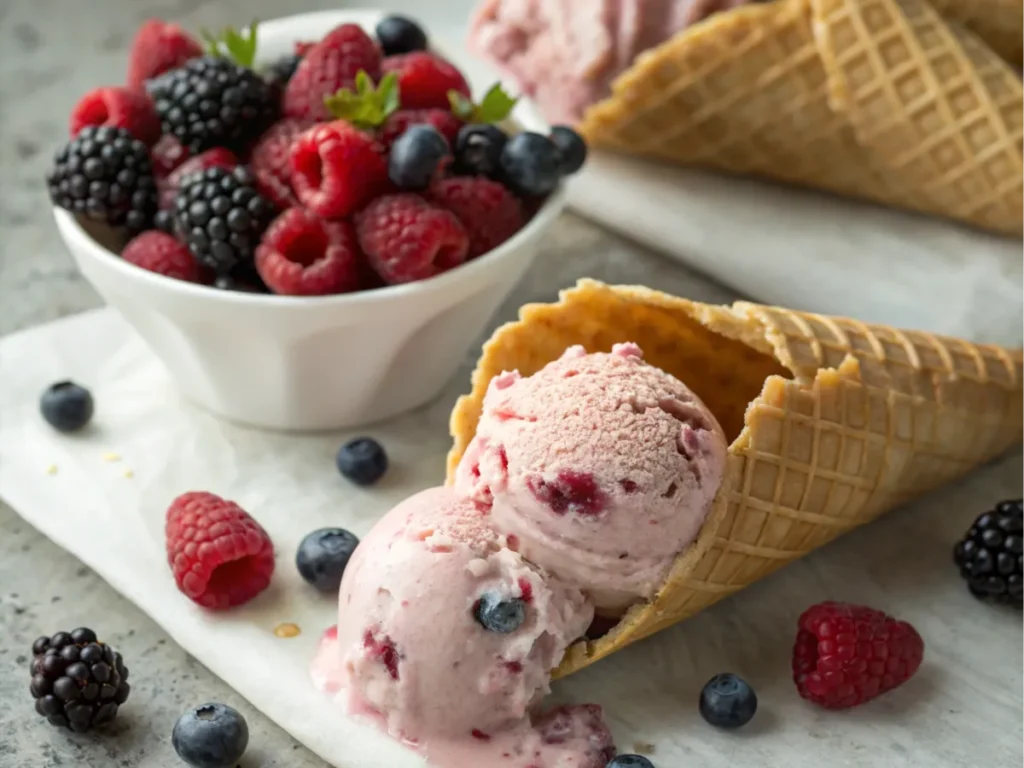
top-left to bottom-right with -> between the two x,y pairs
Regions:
447,281 -> 1023,676
578,0 -> 1023,235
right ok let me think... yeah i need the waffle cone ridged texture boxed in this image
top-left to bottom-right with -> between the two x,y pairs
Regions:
578,0 -> 1023,236
447,281 -> 1024,676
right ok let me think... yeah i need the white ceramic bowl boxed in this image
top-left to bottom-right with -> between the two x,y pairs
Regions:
53,9 -> 565,431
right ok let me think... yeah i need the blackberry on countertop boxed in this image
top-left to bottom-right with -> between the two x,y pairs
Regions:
954,499 -> 1023,606
175,166 -> 276,275
46,126 -> 157,232
148,55 -> 278,153
29,627 -> 131,732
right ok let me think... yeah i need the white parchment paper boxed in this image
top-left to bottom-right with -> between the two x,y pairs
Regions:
1,266 -> 1021,768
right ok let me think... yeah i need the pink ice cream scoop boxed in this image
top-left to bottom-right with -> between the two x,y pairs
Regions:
469,0 -> 756,125
312,486 -> 615,767
455,343 -> 727,614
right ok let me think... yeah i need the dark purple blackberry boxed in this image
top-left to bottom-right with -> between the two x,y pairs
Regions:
263,53 -> 302,91
46,126 -> 157,233
174,166 -> 276,275
954,499 -> 1023,607
29,627 -> 130,732
148,56 -> 278,153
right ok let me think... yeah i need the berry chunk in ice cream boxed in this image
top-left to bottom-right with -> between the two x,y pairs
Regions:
311,486 -> 609,766
455,342 -> 727,613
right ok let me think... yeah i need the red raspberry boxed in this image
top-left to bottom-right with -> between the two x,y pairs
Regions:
426,177 -> 525,258
165,491 -> 275,610
126,19 -> 203,91
381,52 -> 470,110
380,109 -> 462,149
283,24 -> 382,121
69,86 -> 162,146
159,148 -> 239,209
792,602 -> 924,709
256,208 -> 363,296
248,118 -> 313,210
122,231 -> 203,282
151,135 -> 191,178
291,121 -> 388,219
355,194 -> 469,284
294,40 -> 317,56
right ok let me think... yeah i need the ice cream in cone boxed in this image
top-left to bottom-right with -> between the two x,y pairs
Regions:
447,280 -> 1023,676
471,0 -> 1023,235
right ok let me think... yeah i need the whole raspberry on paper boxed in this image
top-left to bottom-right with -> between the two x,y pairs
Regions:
792,601 -> 924,709
283,23 -> 382,121
126,19 -> 202,91
165,492 -> 275,610
355,194 -> 469,284
427,177 -> 525,258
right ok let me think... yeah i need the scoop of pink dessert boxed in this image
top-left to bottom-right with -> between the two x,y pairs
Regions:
469,0 -> 756,124
311,486 -> 613,767
455,343 -> 727,614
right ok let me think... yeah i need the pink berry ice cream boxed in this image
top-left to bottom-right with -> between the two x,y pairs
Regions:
312,486 -> 616,767
469,0 -> 755,124
455,343 -> 727,614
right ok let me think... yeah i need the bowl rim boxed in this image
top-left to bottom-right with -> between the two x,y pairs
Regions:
53,7 -> 566,310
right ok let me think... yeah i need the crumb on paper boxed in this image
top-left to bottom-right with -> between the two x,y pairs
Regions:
633,742 -> 656,754
123,469 -> 134,479
274,622 -> 301,638
102,452 -> 122,462
45,464 -> 58,475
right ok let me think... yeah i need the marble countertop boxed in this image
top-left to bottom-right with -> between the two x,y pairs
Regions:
0,2 -> 739,766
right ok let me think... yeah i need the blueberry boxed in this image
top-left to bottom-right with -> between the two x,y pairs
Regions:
172,703 -> 249,768
474,591 -> 525,633
296,528 -> 360,593
375,15 -> 428,56
389,125 -> 450,190
607,756 -> 655,768
499,132 -> 563,197
40,381 -> 94,432
698,673 -> 757,729
550,126 -> 588,175
336,437 -> 388,486
454,124 -> 508,178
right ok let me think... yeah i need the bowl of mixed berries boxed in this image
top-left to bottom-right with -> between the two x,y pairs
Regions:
48,9 -> 585,430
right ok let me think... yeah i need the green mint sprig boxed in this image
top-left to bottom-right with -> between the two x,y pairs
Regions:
202,20 -> 259,69
323,71 -> 401,130
448,83 -> 518,124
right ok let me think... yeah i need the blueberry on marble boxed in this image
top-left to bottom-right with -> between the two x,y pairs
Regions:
474,591 -> 525,633
296,528 -> 360,592
699,673 -> 757,729
336,437 -> 388,486
40,381 -> 94,432
172,703 -> 249,768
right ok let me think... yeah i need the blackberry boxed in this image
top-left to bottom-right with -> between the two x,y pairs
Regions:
29,627 -> 131,732
955,499 -> 1023,606
46,126 -> 157,232
148,56 -> 278,153
154,209 -> 176,235
175,166 -> 276,275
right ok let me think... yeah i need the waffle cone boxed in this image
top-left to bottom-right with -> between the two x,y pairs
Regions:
446,280 -> 1023,677
578,0 -> 1023,236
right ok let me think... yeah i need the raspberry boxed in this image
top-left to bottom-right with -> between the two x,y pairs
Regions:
248,118 -> 312,210
159,147 -> 238,209
355,194 -> 469,284
290,121 -> 388,219
126,19 -> 202,91
122,231 -> 203,282
792,602 -> 924,709
380,109 -> 462,149
283,24 -> 382,122
426,177 -> 525,258
381,52 -> 470,110
151,135 -> 191,178
69,86 -> 162,146
165,491 -> 275,610
256,208 -> 363,296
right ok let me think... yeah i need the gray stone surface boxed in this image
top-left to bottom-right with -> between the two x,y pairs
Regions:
0,2 -> 736,766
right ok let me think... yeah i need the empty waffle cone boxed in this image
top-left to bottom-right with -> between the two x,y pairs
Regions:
578,0 -> 1023,236
447,280 -> 1024,676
